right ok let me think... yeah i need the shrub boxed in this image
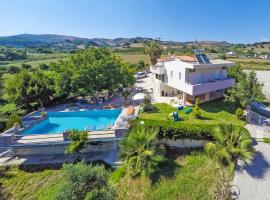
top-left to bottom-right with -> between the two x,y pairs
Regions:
193,109 -> 201,119
193,98 -> 201,119
120,127 -> 165,177
235,108 -> 244,119
21,63 -> 32,70
40,111 -> 48,118
65,129 -> 88,156
133,119 -> 215,140
205,124 -> 253,166
55,162 -> 115,200
142,96 -> 154,112
6,113 -> 22,129
110,166 -> 126,184
8,66 -> 21,74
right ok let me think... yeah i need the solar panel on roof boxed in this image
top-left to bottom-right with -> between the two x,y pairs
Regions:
195,54 -> 210,64
195,54 -> 204,63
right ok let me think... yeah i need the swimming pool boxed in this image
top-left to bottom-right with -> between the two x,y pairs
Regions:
22,109 -> 122,135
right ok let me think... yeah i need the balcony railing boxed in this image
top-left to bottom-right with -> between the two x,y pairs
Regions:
190,78 -> 235,95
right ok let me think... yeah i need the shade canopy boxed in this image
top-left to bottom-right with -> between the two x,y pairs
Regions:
132,93 -> 147,101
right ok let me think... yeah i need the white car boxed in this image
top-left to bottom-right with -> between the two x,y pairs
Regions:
135,72 -> 147,79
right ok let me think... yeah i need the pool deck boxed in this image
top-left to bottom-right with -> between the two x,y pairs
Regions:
16,130 -> 116,145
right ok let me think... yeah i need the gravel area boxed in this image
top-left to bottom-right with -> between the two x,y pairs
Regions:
233,124 -> 270,200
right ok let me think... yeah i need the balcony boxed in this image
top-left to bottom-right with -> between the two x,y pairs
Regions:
150,65 -> 165,75
168,78 -> 235,96
189,78 -> 235,95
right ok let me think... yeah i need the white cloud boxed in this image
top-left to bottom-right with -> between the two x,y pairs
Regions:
261,38 -> 270,42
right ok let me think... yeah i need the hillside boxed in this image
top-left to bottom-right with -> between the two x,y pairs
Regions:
1,34 -> 270,62
0,34 -> 153,49
0,34 -> 99,49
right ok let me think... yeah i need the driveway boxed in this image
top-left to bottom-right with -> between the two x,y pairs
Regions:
233,124 -> 270,200
253,71 -> 270,100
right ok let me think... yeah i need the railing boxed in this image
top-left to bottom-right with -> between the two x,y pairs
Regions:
188,78 -> 235,95
246,109 -> 270,137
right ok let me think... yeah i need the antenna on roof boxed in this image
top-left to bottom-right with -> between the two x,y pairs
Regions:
194,49 -> 204,54
156,37 -> 163,42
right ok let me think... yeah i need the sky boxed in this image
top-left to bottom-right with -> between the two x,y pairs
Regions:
0,0 -> 270,43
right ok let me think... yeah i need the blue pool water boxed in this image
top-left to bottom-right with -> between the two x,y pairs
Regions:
22,109 -> 122,135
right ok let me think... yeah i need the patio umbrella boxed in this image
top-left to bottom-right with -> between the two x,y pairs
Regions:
132,93 -> 147,101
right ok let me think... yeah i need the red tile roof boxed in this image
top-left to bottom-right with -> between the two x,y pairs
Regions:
157,57 -> 174,62
175,55 -> 196,62
157,55 -> 197,63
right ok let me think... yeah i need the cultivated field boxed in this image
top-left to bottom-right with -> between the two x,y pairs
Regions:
0,53 -> 69,68
115,53 -> 150,64
227,58 -> 270,71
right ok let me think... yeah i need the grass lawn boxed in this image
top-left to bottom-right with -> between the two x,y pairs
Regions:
115,53 -> 150,64
0,166 -> 62,200
114,151 -> 228,200
139,99 -> 246,126
262,138 -> 270,144
0,53 -> 69,68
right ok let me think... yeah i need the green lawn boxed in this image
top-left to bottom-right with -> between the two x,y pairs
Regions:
114,151 -> 228,200
262,138 -> 270,144
0,53 -> 69,68
139,99 -> 246,126
115,53 -> 150,64
0,166 -> 62,200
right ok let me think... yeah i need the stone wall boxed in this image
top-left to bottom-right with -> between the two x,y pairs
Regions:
14,141 -> 117,156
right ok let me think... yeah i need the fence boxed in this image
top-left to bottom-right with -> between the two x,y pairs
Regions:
246,109 -> 270,137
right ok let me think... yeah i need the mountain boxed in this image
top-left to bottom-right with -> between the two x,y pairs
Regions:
0,34 -> 155,49
0,34 -> 245,52
0,34 -> 99,48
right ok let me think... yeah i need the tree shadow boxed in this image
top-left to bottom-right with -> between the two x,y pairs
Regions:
197,116 -> 213,121
149,148 -> 204,185
143,105 -> 161,114
200,99 -> 238,114
0,183 -> 12,200
237,151 -> 270,179
0,167 -> 12,200
150,157 -> 181,185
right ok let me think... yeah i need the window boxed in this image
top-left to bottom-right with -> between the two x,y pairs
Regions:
170,71 -> 173,78
179,72 -> 181,80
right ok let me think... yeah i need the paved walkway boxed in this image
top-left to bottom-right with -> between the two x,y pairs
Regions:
233,124 -> 270,200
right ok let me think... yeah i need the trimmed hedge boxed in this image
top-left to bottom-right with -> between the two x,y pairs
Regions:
132,119 -> 248,141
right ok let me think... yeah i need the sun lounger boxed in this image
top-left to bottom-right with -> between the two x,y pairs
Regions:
185,107 -> 192,114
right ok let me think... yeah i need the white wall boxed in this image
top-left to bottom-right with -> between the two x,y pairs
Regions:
152,59 -> 232,97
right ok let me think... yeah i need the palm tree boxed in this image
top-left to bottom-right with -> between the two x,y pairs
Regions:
205,124 -> 254,166
144,40 -> 162,66
120,127 -> 164,177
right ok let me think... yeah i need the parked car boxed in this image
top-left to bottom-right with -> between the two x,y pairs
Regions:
134,71 -> 147,79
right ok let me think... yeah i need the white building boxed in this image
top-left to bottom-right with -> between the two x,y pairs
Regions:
150,54 -> 236,105
259,54 -> 270,59
226,51 -> 237,57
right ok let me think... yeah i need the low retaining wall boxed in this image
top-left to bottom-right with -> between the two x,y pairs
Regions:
13,141 -> 117,156
159,138 -> 206,148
